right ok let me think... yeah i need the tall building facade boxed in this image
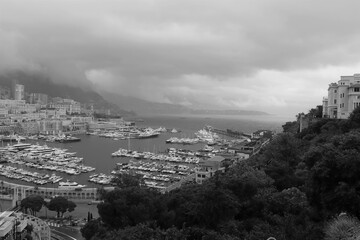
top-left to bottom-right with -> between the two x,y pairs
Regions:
323,73 -> 360,119
14,84 -> 25,100
29,93 -> 48,105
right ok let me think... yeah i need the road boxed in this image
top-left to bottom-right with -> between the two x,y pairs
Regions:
51,226 -> 84,240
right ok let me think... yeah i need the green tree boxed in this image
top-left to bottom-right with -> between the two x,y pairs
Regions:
256,133 -> 304,190
47,196 -> 77,218
324,215 -> 360,240
97,187 -> 161,229
81,219 -> 106,240
21,195 -> 45,216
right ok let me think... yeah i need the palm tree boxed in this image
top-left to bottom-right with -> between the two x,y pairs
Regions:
324,214 -> 360,240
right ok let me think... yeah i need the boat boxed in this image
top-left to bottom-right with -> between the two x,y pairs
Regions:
58,180 -> 86,189
136,132 -> 160,139
56,136 -> 81,143
12,143 -> 32,150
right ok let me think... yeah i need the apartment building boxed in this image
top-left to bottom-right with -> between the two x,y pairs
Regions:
195,156 -> 226,184
323,73 -> 360,119
13,84 -> 24,101
29,93 -> 48,105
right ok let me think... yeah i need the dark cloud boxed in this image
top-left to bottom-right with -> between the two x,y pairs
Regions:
1,0 -> 360,115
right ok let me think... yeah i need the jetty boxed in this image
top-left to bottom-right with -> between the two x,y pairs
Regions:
210,128 -> 249,139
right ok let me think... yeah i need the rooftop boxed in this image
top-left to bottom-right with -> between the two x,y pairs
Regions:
208,156 -> 225,162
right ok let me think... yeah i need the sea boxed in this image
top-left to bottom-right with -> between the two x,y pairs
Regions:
0,114 -> 293,187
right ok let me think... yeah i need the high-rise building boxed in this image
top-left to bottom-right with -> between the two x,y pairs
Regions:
322,73 -> 360,119
14,84 -> 25,100
29,93 -> 48,105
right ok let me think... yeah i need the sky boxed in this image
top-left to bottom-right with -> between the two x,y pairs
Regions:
1,0 -> 360,117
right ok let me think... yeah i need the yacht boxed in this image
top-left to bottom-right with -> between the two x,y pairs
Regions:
58,180 -> 86,189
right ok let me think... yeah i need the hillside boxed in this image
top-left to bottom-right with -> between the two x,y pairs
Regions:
81,107 -> 360,240
0,70 -> 134,116
102,91 -> 269,116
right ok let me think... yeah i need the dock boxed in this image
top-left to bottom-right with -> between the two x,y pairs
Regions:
211,128 -> 249,139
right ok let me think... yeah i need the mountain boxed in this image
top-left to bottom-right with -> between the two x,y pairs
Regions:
101,91 -> 270,116
0,70 -> 134,116
189,109 -> 269,115
101,91 -> 191,115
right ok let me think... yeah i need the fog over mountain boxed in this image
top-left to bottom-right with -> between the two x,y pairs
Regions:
2,1 -> 360,116
0,70 -> 135,115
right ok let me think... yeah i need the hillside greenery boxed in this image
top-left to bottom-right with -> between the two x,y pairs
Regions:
81,107 -> 360,240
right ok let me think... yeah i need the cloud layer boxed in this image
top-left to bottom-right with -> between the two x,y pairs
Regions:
2,0 -> 360,116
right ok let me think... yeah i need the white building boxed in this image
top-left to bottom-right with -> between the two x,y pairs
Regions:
0,211 -> 28,240
323,73 -> 360,119
14,84 -> 24,100
195,156 -> 226,184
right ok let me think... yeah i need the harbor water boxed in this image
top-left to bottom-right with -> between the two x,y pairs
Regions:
0,114 -> 291,187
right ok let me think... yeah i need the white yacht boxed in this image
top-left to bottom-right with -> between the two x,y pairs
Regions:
58,180 -> 86,189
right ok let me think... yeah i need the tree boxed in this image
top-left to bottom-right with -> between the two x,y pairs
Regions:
348,105 -> 360,129
256,133 -> 304,190
81,219 -> 106,240
21,195 -> 45,216
306,131 -> 360,217
97,187 -> 161,229
47,196 -> 77,218
324,215 -> 360,240
282,121 -> 299,134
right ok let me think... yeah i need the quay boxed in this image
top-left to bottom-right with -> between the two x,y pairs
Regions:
210,128 -> 248,139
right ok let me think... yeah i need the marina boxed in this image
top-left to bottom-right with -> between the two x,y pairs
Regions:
0,115 -> 283,190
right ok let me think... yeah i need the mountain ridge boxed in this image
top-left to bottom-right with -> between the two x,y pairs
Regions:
0,70 -> 134,116
101,91 -> 270,116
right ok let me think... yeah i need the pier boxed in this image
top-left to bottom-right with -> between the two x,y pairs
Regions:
211,128 -> 249,139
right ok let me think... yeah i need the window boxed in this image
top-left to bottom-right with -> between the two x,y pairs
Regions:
334,90 -> 337,93
334,99 -> 337,104
355,88 -> 360,92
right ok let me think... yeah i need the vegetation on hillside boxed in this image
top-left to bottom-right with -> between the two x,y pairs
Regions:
81,107 -> 360,240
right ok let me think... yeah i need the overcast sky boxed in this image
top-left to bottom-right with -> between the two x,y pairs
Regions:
1,0 -> 360,116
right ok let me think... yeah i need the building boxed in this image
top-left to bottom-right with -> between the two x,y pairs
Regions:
29,93 -> 48,105
19,121 -> 40,135
195,156 -> 226,184
323,73 -> 360,119
39,120 -> 63,134
0,109 -> 8,118
49,99 -> 81,115
14,84 -> 24,101
0,211 -> 28,240
88,121 -> 118,130
39,108 -> 66,118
